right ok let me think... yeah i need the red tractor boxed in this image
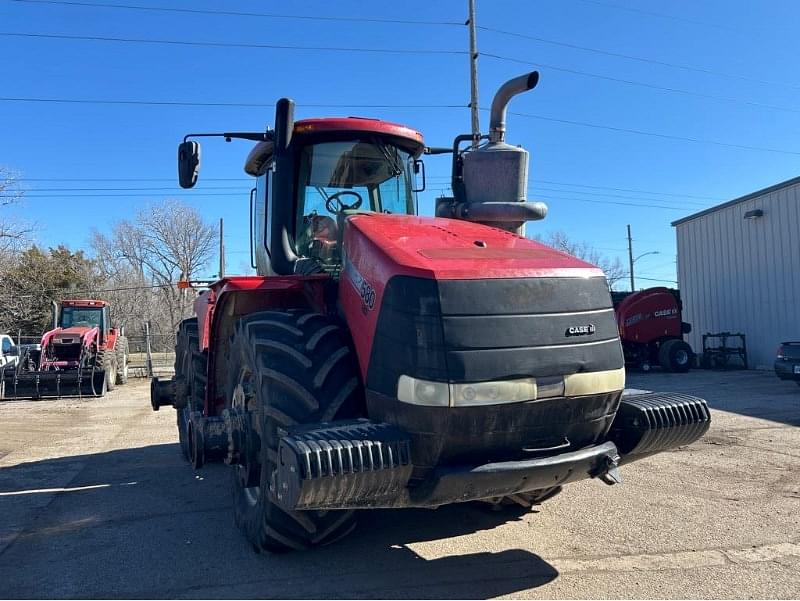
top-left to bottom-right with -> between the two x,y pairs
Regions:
613,287 -> 694,373
151,72 -> 710,552
1,299 -> 128,399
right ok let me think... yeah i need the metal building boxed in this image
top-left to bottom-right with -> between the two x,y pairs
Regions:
672,175 -> 800,370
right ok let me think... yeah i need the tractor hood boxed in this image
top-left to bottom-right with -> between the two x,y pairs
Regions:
44,326 -> 100,346
344,213 -> 603,280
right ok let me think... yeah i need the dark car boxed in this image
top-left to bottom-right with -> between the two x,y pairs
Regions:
775,342 -> 800,385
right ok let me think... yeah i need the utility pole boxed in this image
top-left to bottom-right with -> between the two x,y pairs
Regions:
219,218 -> 225,278
627,224 -> 635,292
467,0 -> 480,148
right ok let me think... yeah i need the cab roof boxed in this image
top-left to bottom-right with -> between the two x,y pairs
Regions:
61,299 -> 108,307
244,117 -> 425,176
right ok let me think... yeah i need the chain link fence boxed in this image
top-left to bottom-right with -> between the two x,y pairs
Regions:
128,334 -> 175,378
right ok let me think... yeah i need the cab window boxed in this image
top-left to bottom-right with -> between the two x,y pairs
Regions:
294,139 -> 414,267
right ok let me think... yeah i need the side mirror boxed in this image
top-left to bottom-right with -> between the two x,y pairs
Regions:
178,141 -> 201,189
411,158 -> 426,193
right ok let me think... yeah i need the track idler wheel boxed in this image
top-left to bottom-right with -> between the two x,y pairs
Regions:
223,405 -> 262,493
187,411 -> 228,470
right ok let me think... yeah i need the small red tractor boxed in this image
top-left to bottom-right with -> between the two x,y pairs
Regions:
612,287 -> 694,373
151,72 -> 710,552
1,299 -> 128,399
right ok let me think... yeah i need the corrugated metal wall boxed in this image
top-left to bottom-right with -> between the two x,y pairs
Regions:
676,180 -> 800,369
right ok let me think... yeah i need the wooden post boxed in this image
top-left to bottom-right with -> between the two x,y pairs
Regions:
145,321 -> 154,378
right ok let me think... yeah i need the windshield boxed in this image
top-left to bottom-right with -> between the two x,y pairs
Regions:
295,139 -> 414,266
60,307 -> 103,329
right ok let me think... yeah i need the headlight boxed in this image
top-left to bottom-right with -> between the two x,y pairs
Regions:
397,375 -> 536,407
396,368 -> 624,407
450,379 -> 537,406
397,376 -> 449,406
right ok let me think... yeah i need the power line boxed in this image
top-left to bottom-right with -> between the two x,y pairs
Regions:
0,192 -> 244,197
3,95 -> 798,157
483,52 -> 800,115
2,190 -> 693,211
432,178 -> 709,207
18,177 -> 247,181
16,177 -> 725,204
574,0 -> 741,33
534,179 -> 724,201
531,186 -> 707,207
18,186 -> 250,192
534,194 -> 689,211
0,96 -> 464,109
11,281 -> 176,299
17,186 -> 706,209
0,31 -> 465,55
425,175 -> 725,201
5,0 -> 463,26
478,25 -> 800,91
6,0 -> 772,91
635,274 -> 679,284
6,31 -> 798,116
506,110 -> 800,156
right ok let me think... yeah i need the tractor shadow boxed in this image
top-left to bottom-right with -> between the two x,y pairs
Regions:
0,443 -> 558,599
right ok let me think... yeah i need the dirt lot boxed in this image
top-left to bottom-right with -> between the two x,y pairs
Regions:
0,369 -> 798,599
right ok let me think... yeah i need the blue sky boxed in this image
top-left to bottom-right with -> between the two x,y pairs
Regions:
2,0 -> 800,287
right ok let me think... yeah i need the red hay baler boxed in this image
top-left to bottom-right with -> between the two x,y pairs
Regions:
613,287 -> 694,372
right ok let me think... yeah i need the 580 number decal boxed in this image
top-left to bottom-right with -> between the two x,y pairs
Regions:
344,259 -> 376,311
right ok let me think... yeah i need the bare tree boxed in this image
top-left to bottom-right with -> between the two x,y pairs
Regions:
0,167 -> 33,256
91,199 -> 216,337
534,230 -> 627,289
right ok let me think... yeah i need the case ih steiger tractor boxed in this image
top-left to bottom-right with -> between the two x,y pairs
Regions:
151,72 -> 711,552
1,299 -> 128,399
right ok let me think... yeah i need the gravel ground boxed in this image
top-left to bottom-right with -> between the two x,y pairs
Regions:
0,369 -> 797,599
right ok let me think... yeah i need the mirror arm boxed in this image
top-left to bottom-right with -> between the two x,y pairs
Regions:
183,131 -> 272,143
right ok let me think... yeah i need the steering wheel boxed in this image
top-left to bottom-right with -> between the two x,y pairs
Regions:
325,190 -> 363,213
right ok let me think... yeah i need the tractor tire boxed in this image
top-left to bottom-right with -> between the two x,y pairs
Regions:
175,319 -> 201,461
658,339 -> 692,373
115,336 -> 129,385
96,350 -> 114,393
106,361 -> 116,392
226,309 -> 363,553
99,371 -> 109,396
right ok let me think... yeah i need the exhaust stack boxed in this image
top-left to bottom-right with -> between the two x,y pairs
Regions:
438,71 -> 546,235
489,71 -> 539,144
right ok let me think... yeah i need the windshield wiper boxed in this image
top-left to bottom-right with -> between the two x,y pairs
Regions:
374,139 -> 403,177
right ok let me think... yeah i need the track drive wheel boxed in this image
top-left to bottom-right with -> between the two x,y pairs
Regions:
175,318 -> 203,461
658,339 -> 693,373
115,336 -> 129,385
226,309 -> 363,553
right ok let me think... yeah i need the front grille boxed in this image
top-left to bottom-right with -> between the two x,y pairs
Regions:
367,275 -> 623,394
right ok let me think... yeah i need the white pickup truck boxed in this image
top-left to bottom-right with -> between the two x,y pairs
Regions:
0,334 -> 19,369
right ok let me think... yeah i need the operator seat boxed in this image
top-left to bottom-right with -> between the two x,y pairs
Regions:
298,213 -> 339,266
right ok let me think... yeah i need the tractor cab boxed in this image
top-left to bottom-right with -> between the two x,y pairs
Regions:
180,112 -> 425,276
245,120 -> 424,272
57,300 -> 110,342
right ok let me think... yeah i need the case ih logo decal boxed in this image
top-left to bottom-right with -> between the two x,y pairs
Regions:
566,324 -> 596,337
344,258 -> 376,312
654,308 -> 678,317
